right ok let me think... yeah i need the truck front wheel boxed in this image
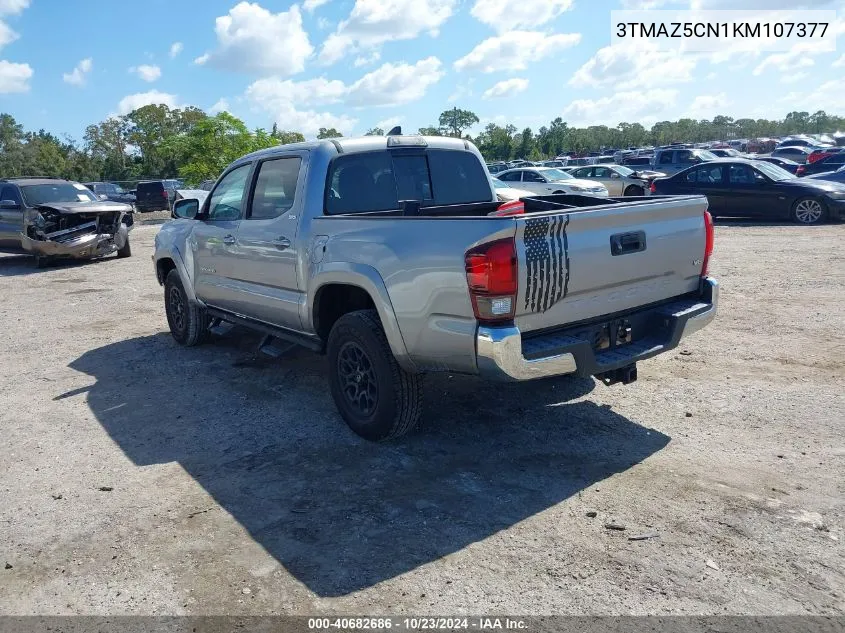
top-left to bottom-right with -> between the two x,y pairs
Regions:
327,309 -> 423,441
164,269 -> 209,346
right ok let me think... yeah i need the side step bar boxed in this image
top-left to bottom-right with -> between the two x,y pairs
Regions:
205,307 -> 324,353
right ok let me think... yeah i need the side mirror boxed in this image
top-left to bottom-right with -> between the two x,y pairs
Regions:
0,199 -> 20,209
98,194 -> 109,201
609,173 -> 620,179
172,198 -> 200,220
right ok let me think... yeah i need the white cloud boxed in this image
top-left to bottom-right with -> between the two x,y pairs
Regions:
833,54 -> 845,68
247,57 -> 443,110
62,58 -> 93,86
0,0 -> 29,15
781,72 -> 810,84
353,51 -> 380,67
454,31 -> 581,73
562,89 -> 678,127
209,98 -> 230,114
781,80 -> 845,112
262,101 -> 357,138
686,92 -> 731,117
470,0 -> 573,32
319,0 -> 456,65
0,18 -> 16,49
753,46 -> 816,76
169,42 -> 183,58
116,90 -> 179,115
317,17 -> 331,29
303,0 -> 329,11
375,116 -> 403,130
346,57 -> 444,107
570,42 -> 696,90
130,64 -> 162,82
482,77 -> 529,99
196,2 -> 312,76
0,58 -> 30,92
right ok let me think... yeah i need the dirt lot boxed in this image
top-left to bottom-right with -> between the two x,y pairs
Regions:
0,221 -> 843,615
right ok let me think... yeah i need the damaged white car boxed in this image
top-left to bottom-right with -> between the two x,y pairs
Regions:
0,177 -> 133,267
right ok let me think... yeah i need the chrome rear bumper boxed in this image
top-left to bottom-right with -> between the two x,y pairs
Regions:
476,277 -> 719,382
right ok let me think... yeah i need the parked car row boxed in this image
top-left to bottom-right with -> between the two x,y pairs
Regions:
651,159 -> 845,224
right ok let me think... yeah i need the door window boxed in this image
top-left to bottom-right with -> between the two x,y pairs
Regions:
687,165 -> 723,183
498,171 -> 522,182
728,164 -> 756,184
659,152 -> 674,165
207,164 -> 251,221
1,185 -> 22,205
523,171 -> 545,183
248,157 -> 302,220
593,167 -> 612,178
571,167 -> 591,178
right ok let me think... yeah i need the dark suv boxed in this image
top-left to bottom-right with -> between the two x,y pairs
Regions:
84,182 -> 136,207
135,179 -> 180,212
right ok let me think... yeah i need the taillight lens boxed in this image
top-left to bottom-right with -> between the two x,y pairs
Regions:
465,239 -> 517,323
796,165 -> 806,176
702,210 -> 714,277
649,180 -> 656,193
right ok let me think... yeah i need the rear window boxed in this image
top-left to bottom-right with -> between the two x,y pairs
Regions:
137,182 -> 164,194
325,149 -> 492,215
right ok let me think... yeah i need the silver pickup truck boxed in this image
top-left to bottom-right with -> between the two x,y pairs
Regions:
153,134 -> 718,441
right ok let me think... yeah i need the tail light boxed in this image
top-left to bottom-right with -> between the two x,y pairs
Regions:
162,189 -> 169,198
649,180 -> 656,193
702,210 -> 714,277
465,239 -> 517,323
796,165 -> 806,176
490,200 -> 524,216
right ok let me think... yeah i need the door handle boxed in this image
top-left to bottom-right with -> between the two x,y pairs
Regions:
223,235 -> 236,245
610,231 -> 647,256
273,236 -> 291,250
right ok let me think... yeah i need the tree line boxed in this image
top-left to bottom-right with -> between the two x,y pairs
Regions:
1,106 -> 842,184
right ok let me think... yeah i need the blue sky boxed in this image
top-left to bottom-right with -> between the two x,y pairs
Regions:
0,0 -> 843,140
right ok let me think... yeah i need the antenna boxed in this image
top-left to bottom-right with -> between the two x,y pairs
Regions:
387,126 -> 402,136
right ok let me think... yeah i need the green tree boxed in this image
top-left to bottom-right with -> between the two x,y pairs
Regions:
274,129 -> 305,144
166,112 -> 278,183
418,125 -> 444,136
317,127 -> 343,139
365,127 -> 384,136
438,108 -> 479,138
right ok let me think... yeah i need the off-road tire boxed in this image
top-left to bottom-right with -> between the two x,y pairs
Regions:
164,269 -> 209,346
327,309 -> 423,441
791,197 -> 827,225
117,236 -> 132,258
624,185 -> 644,196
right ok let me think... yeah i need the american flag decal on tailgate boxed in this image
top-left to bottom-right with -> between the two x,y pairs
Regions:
524,214 -> 570,313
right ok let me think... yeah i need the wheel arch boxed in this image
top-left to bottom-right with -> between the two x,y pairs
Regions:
308,263 -> 415,372
154,248 -> 200,304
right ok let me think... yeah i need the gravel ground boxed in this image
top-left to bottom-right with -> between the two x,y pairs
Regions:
0,221 -> 842,615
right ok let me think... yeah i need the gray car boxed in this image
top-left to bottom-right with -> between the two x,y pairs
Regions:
0,177 -> 133,267
154,134 -> 717,441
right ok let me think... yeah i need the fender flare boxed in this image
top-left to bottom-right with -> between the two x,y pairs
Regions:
155,246 -> 201,306
309,263 -> 416,373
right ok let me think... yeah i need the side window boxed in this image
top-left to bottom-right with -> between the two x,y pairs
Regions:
685,169 -> 699,183
677,150 -> 695,164
207,164 -> 251,221
500,171 -> 521,182
572,168 -> 590,178
249,157 -> 302,220
699,165 -> 723,183
523,171 -> 545,182
1,185 -> 22,205
593,167 -> 611,178
728,164 -> 753,184
326,152 -> 396,214
659,152 -> 674,165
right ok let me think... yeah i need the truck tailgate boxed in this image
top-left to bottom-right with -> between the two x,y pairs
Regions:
514,195 -> 708,334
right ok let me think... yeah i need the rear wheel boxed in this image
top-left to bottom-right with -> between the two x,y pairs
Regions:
624,185 -> 644,196
327,309 -> 423,441
164,269 -> 209,346
792,197 -> 827,225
